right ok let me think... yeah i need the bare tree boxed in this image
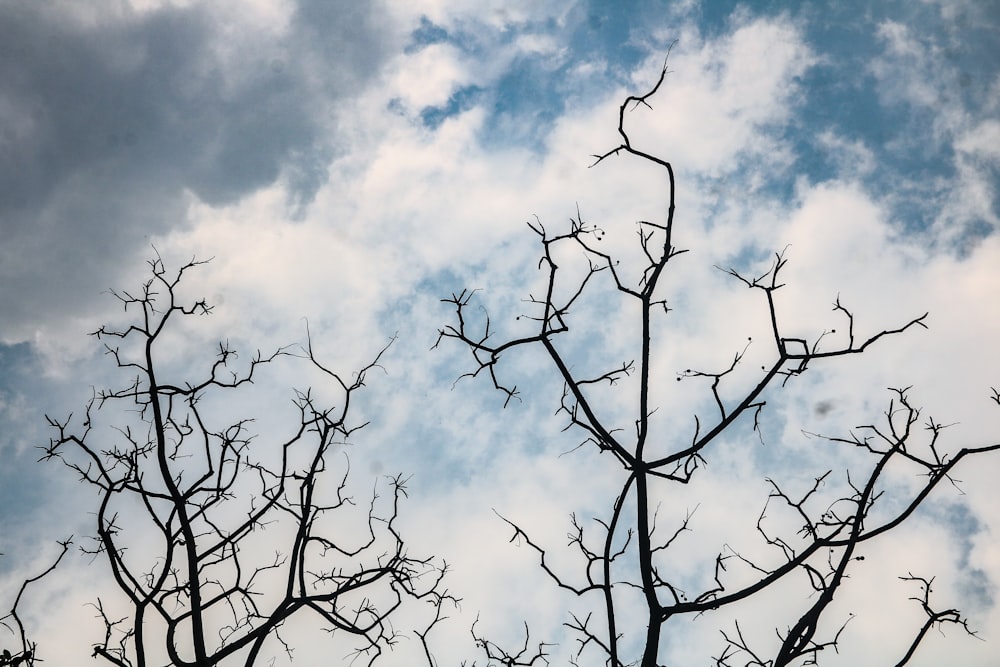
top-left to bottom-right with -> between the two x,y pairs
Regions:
40,255 -> 452,667
1,540 -> 72,667
438,62 -> 999,666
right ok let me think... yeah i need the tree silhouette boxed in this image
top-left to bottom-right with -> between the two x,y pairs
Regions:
40,255 -> 452,667
438,62 -> 999,667
1,540 -> 71,667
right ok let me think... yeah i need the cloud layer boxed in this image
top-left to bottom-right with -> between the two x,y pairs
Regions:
1,1 -> 997,665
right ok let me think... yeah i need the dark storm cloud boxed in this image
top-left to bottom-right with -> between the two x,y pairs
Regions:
0,1 -> 396,342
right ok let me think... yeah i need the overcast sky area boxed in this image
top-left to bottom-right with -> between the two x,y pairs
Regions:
1,0 -> 999,665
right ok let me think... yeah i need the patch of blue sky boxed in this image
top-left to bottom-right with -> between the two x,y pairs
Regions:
795,70 -> 893,158
404,15 -> 450,54
675,0 -> 999,246
403,4 -> 661,148
472,58 -> 590,149
715,243 -> 779,280
475,4 -> 662,148
921,498 -> 995,609
564,0 -> 652,71
419,84 -> 484,130
810,4 -> 996,235
403,20 -> 556,141
490,57 -> 565,117
0,341 -> 33,382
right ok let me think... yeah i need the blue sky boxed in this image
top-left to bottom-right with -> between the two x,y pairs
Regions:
1,1 -> 998,665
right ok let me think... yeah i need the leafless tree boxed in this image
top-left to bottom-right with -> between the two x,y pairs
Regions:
1,540 -> 72,667
40,255 -> 452,667
438,61 -> 999,666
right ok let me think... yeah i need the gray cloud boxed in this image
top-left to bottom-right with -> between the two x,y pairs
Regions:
0,1 -> 396,343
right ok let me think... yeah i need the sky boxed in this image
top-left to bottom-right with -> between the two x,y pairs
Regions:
0,0 -> 998,665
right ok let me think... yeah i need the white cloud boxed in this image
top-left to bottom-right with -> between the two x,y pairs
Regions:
618,15 -> 814,176
867,18 -> 1000,245
386,43 -> 472,111
957,119 -> 1000,162
1,3 -> 998,666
